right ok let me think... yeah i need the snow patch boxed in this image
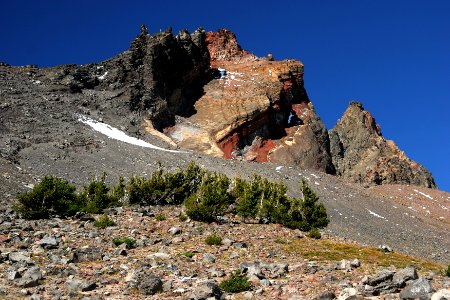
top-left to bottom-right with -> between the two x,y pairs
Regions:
98,71 -> 108,80
78,115 -> 182,153
275,166 -> 284,172
413,189 -> 433,200
366,208 -> 386,219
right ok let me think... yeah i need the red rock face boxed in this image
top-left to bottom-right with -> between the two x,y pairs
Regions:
205,29 -> 253,63
164,28 -> 334,173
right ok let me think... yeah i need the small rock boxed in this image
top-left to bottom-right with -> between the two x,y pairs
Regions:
147,252 -> 171,259
240,262 -> 264,279
39,235 -> 59,248
350,259 -> 360,268
431,289 -> 450,300
162,280 -> 172,292
378,244 -> 393,252
234,242 -> 248,249
260,279 -> 271,286
203,253 -> 216,263
168,227 -> 181,235
337,288 -> 357,300
317,291 -> 336,300
187,280 -> 222,300
400,278 -> 434,299
208,268 -> 225,277
222,238 -> 233,247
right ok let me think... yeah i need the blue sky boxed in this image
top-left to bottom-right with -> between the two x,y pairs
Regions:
1,1 -> 449,191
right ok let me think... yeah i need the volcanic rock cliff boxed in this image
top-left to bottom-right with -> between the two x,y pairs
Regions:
329,102 -> 436,188
0,26 -> 436,188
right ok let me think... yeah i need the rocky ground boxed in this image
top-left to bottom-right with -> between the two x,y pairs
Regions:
0,205 -> 449,299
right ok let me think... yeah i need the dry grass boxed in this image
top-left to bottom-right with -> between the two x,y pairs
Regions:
284,237 -> 443,273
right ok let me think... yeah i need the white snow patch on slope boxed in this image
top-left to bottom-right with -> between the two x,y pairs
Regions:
98,71 -> 108,80
366,208 -> 386,219
413,189 -> 433,200
78,115 -> 182,153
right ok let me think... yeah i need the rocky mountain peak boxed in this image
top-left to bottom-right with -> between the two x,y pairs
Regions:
329,102 -> 436,188
205,28 -> 254,62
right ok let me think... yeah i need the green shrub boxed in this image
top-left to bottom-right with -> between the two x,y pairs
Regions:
184,172 -> 230,223
299,179 -> 329,230
181,251 -> 195,258
234,176 -> 261,220
14,176 -> 79,219
445,264 -> 450,277
205,233 -> 223,246
155,213 -> 166,221
78,173 -> 123,214
112,237 -> 136,248
94,214 -> 116,228
307,227 -> 321,239
127,161 -> 205,206
179,214 -> 188,222
219,270 -> 252,293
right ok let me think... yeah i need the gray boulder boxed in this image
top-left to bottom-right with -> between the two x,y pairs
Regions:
71,246 -> 103,262
9,251 -> 33,265
431,289 -> 450,300
393,266 -> 418,288
14,266 -> 42,287
367,269 -> 394,286
400,278 -> 434,299
39,235 -> 59,249
127,269 -> 163,296
187,280 -> 223,300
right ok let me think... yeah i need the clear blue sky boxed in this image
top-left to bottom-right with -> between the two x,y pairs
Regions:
1,1 -> 449,191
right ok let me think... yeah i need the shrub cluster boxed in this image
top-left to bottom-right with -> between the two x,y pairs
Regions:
219,270 -> 252,293
127,162 -> 204,205
233,176 -> 328,231
14,162 -> 329,233
14,174 -> 124,219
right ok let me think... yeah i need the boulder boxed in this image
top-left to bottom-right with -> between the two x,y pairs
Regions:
392,266 -> 418,288
400,278 -> 434,299
431,289 -> 450,300
187,280 -> 223,300
127,269 -> 163,296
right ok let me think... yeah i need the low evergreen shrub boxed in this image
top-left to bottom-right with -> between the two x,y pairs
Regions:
184,172 -> 230,223
219,270 -> 252,293
307,227 -> 321,239
155,213 -> 166,221
78,173 -> 123,214
14,176 -> 79,219
112,237 -> 136,248
94,214 -> 116,228
445,264 -> 450,277
205,233 -> 223,246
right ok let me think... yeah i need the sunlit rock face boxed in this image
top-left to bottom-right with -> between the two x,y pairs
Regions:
162,28 -> 335,173
329,102 -> 436,188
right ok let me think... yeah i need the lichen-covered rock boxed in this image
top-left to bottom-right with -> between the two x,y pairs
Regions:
329,101 -> 436,187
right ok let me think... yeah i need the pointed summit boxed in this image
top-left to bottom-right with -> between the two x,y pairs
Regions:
329,101 -> 436,188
